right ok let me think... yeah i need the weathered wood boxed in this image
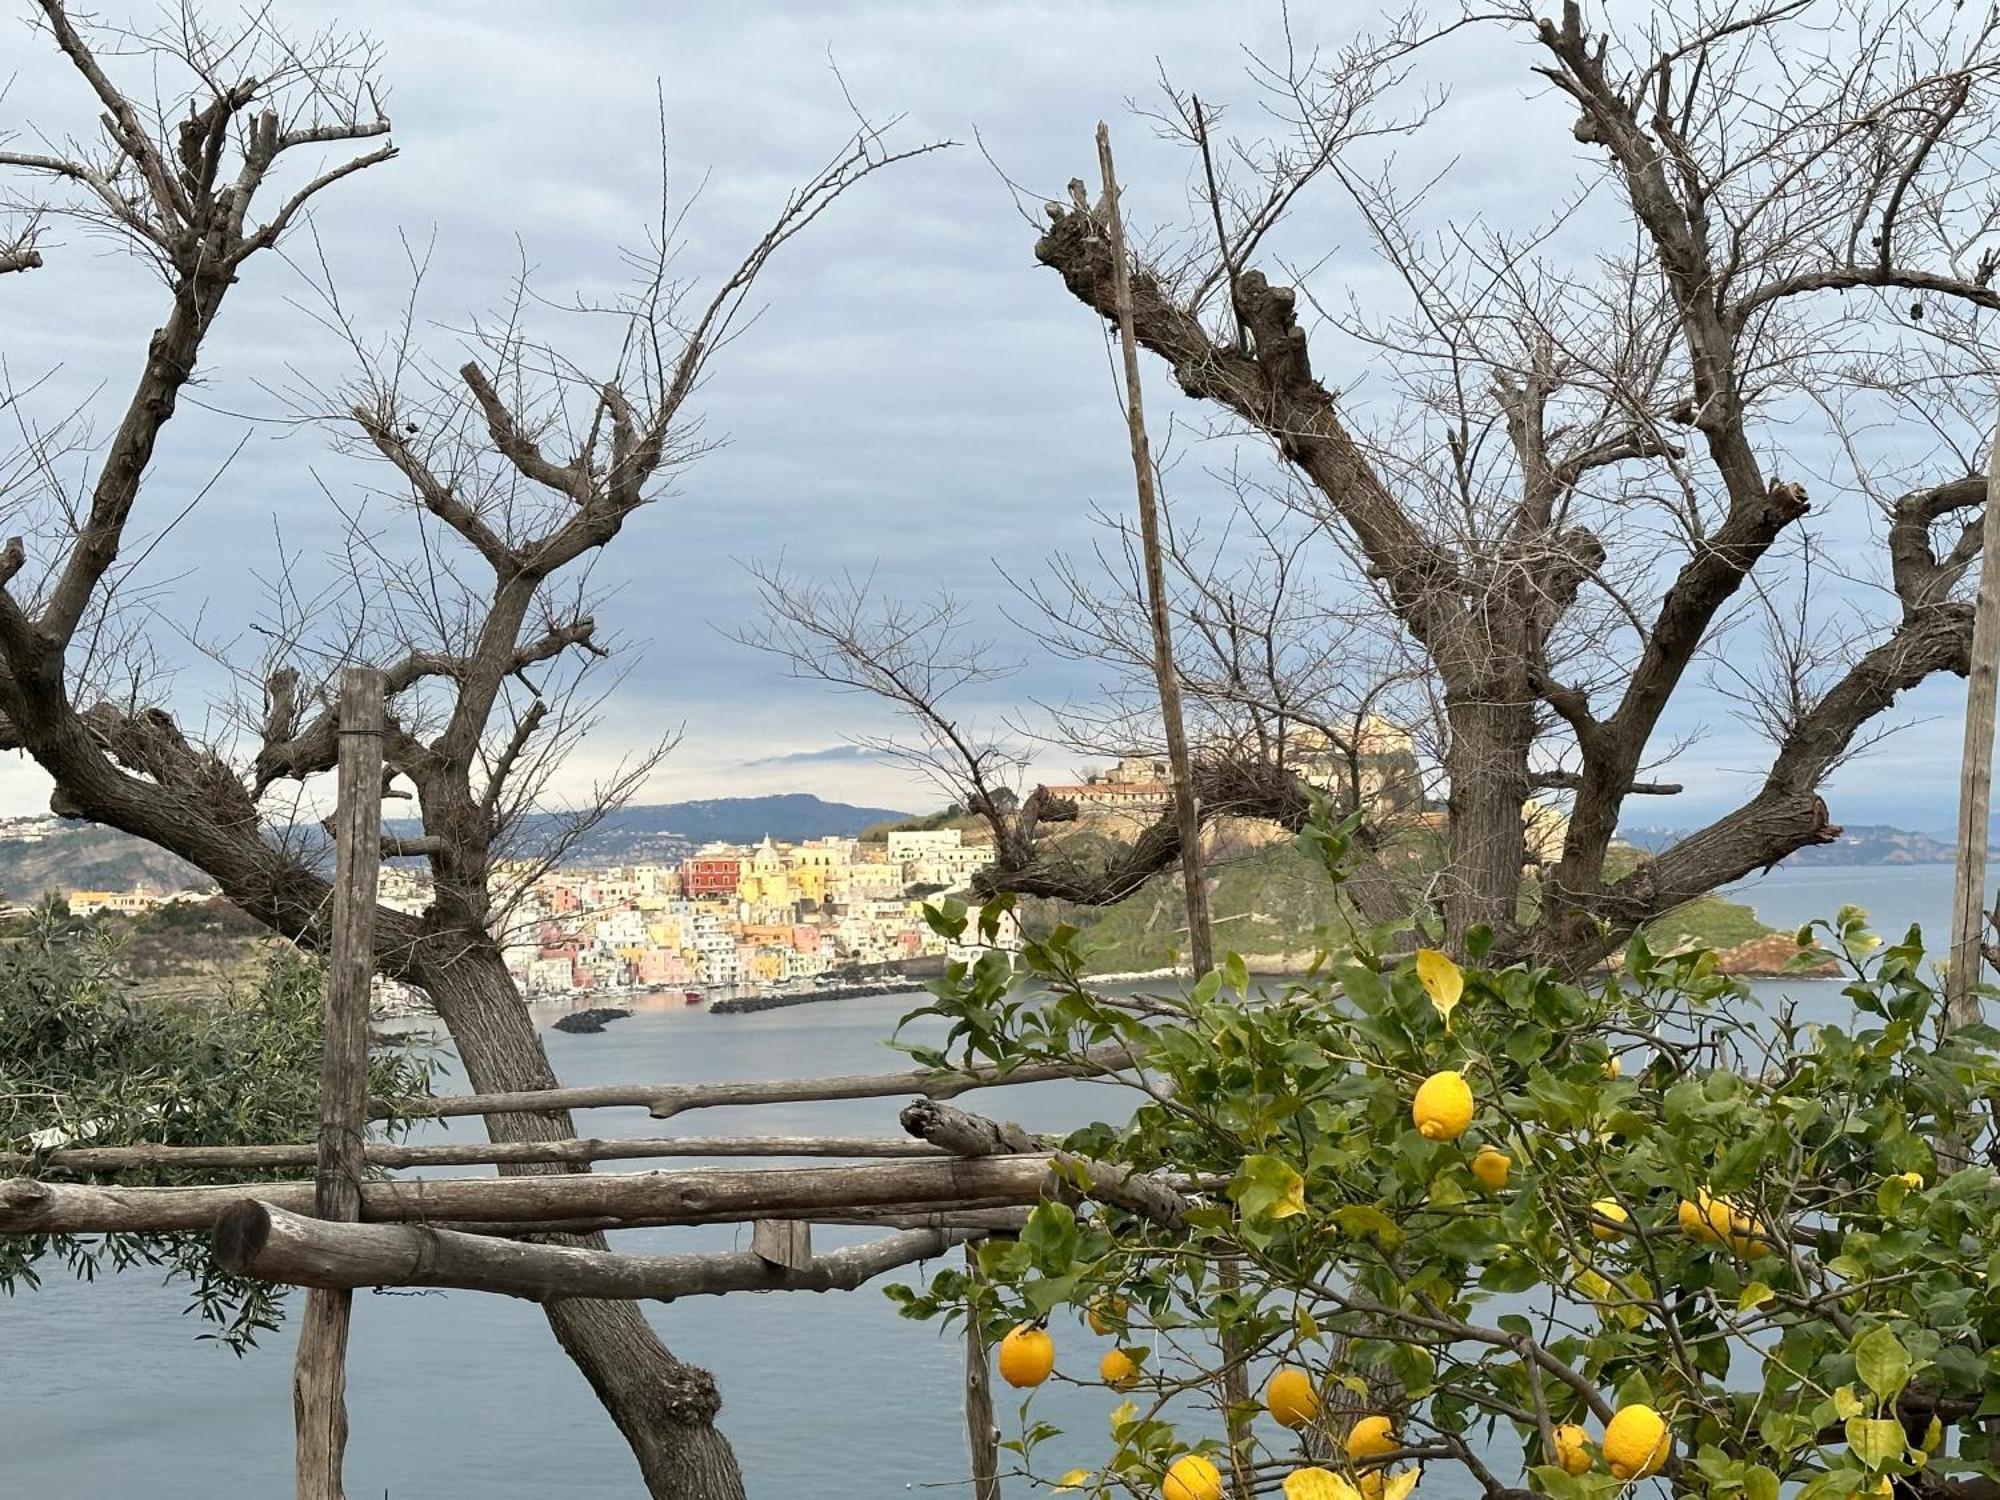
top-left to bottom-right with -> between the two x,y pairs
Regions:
900,1098 -> 1042,1156
750,1219 -> 813,1271
964,1244 -> 1002,1500
1948,425 -> 2000,1033
902,1098 -> 1190,1227
297,666 -> 384,1500
373,1043 -> 1139,1122
1101,117 -> 1247,1495
1095,123 -> 1214,981
11,1133 -> 947,1174
0,1155 -> 1126,1234
439,1207 -> 1036,1238
214,1200 -> 956,1302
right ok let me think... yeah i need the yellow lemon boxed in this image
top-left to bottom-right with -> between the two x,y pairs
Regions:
1100,1347 -> 1140,1391
1265,1365 -> 1321,1428
1589,1200 -> 1630,1242
996,1323 -> 1055,1388
1284,1468 -> 1348,1500
1471,1145 -> 1512,1192
1413,1071 -> 1474,1141
1164,1453 -> 1225,1500
1554,1423 -> 1594,1476
1896,1171 -> 1925,1190
1679,1190 -> 1747,1246
1087,1293 -> 1129,1335
1347,1414 -> 1400,1460
1602,1404 -> 1670,1480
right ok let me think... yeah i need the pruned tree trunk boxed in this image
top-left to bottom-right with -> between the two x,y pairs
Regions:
416,939 -> 746,1498
1441,695 -> 1536,949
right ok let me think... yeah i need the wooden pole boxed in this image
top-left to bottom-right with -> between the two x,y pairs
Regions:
295,666 -> 384,1500
365,1042 -> 1137,1122
0,1155 -> 1215,1235
1094,122 -> 1214,981
1947,424 -> 2000,1035
1095,122 -> 1248,1493
11,1133 -> 949,1174
964,1244 -> 1002,1500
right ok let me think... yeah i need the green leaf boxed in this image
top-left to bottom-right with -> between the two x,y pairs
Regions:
1854,1325 -> 1912,1405
1846,1417 -> 1907,1468
1222,951 -> 1249,995
1230,1154 -> 1307,1225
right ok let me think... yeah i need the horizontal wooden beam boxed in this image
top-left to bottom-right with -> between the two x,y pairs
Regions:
373,1043 -> 1140,1122
9,1134 -> 945,1175
0,1154 -> 1102,1235
442,1207 -> 1036,1238
213,1200 -> 966,1303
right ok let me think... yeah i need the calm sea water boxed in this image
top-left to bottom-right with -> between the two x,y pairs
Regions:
0,862 -> 1981,1496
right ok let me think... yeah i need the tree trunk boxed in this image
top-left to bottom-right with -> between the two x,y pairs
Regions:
1441,692 -> 1535,949
417,937 -> 746,1500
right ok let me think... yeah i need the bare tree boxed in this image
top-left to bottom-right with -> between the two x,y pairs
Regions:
959,0 -> 1999,967
0,5 -> 934,1496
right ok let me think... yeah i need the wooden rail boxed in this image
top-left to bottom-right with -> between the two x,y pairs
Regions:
0,1154 -> 1133,1234
215,1201 -> 965,1303
371,1043 -> 1140,1122
10,1134 -> 945,1174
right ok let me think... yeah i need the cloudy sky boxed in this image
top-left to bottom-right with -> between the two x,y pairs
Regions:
0,0 -> 1985,833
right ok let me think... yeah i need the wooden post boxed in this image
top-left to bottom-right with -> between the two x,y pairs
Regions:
1094,121 -> 1214,982
293,666 -> 385,1500
1948,424 -> 2000,1036
1096,120 -> 1246,1494
750,1219 -> 813,1272
964,1244 -> 1002,1500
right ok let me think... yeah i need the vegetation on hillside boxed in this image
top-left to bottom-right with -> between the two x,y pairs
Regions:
1030,834 -> 1777,975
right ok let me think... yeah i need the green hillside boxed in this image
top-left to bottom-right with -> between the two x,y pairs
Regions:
1029,835 -> 1774,974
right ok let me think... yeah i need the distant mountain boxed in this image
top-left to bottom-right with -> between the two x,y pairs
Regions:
0,794 -> 914,899
1620,822 -> 1975,866
535,794 -> 914,862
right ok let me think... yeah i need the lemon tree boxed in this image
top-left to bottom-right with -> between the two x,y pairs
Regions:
891,811 -> 2000,1500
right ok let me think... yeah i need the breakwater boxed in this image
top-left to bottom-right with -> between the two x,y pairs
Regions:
709,981 -> 921,1014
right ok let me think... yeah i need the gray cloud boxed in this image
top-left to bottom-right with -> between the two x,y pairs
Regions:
0,1 -> 1979,834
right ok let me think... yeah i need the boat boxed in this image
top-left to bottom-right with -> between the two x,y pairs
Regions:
683,989 -> 705,1005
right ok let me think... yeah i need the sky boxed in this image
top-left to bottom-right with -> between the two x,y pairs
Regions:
0,0 -> 1987,834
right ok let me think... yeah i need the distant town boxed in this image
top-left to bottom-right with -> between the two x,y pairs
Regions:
0,724 -> 1594,1008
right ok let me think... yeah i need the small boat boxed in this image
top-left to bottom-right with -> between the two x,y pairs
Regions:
683,989 -> 705,1005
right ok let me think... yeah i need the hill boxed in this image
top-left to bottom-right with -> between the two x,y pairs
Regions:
0,819 -> 212,903
1038,833 -> 1777,975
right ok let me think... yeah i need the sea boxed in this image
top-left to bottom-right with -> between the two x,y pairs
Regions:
1,861 -> 1989,1498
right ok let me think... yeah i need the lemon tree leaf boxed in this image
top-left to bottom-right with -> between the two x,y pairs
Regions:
1231,1154 -> 1307,1224
1054,1470 -> 1093,1494
1854,1325 -> 1912,1404
1415,948 -> 1464,1027
1846,1417 -> 1907,1469
1739,1281 -> 1775,1311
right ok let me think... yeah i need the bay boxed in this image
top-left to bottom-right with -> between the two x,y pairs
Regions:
0,862 -> 1978,1495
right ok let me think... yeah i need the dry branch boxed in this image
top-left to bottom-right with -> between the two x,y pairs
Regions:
214,1200 -> 963,1303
